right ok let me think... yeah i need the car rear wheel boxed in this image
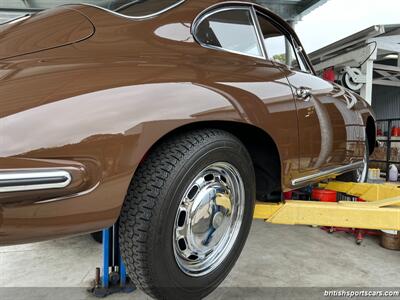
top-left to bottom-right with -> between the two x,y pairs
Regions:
119,129 -> 255,300
337,138 -> 369,183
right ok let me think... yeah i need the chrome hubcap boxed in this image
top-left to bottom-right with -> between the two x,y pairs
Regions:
173,162 -> 245,277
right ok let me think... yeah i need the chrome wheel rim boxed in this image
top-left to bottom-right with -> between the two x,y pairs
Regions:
356,150 -> 368,183
173,162 -> 245,277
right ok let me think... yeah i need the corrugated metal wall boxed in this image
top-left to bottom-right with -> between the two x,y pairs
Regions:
372,85 -> 400,120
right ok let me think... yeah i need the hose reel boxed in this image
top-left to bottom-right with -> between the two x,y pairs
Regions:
341,67 -> 366,91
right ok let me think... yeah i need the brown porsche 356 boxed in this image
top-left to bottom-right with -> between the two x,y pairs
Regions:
0,0 -> 375,298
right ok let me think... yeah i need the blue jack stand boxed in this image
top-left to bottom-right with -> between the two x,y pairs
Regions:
88,224 -> 136,298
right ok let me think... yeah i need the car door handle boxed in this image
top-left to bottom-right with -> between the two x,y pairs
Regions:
295,87 -> 312,102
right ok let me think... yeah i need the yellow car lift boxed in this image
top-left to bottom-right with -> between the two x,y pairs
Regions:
254,181 -> 400,231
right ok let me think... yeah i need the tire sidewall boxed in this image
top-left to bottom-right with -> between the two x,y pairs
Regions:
149,138 -> 255,297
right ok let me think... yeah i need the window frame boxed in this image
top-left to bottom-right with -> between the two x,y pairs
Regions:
193,4 -> 314,74
192,5 -> 267,60
254,10 -> 313,74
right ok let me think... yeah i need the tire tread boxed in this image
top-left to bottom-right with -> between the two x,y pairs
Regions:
119,129 -> 241,299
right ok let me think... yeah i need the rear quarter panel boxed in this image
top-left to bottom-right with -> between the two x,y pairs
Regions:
0,2 -> 297,244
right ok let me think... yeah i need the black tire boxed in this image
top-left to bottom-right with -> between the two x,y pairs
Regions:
119,129 -> 255,300
337,138 -> 369,183
90,231 -> 103,244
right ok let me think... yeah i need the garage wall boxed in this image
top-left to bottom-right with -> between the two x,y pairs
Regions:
372,85 -> 400,120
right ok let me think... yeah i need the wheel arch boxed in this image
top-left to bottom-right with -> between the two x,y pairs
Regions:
366,116 -> 376,155
133,120 -> 283,203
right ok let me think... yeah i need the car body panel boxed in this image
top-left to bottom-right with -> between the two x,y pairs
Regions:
0,0 -> 375,245
284,70 -> 371,173
0,6 -> 94,60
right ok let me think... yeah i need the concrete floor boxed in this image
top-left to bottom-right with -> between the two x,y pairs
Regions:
1,221 -> 400,300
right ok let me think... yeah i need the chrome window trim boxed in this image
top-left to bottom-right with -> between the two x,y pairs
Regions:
192,6 -> 266,60
290,35 -> 313,74
291,161 -> 364,187
0,169 -> 72,193
81,0 -> 185,20
250,6 -> 267,59
255,10 -> 312,74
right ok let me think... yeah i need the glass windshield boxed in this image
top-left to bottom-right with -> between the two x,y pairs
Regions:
101,0 -> 182,17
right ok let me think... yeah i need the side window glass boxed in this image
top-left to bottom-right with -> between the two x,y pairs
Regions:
195,8 -> 263,58
257,13 -> 308,72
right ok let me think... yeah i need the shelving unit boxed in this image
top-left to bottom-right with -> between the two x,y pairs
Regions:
371,118 -> 400,181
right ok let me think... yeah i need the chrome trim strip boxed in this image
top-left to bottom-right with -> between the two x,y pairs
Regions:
250,6 -> 267,59
192,6 -> 266,60
81,0 -> 185,20
0,170 -> 72,193
291,161 -> 364,187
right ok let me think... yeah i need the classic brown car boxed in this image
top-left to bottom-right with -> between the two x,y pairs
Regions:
0,0 -> 375,299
